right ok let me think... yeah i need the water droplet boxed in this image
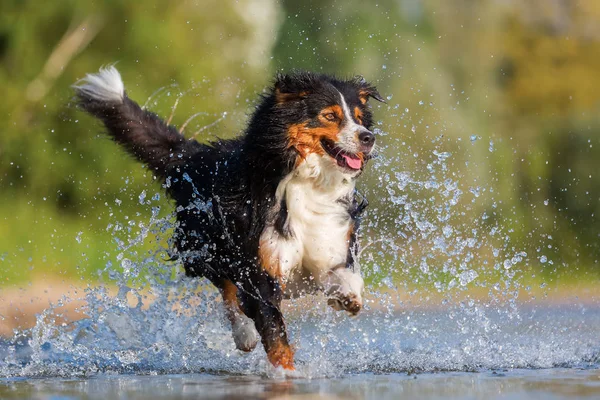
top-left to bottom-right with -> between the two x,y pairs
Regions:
433,150 -> 451,160
138,190 -> 147,205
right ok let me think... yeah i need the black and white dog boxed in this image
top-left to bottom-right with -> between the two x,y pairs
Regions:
74,66 -> 383,370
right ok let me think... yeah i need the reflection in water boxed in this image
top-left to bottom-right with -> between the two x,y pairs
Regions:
1,368 -> 600,400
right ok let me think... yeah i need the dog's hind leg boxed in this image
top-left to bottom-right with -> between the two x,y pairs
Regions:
237,271 -> 295,370
220,280 -> 258,352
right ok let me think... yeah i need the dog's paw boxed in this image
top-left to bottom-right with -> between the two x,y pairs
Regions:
267,341 -> 295,371
327,293 -> 362,316
232,315 -> 259,352
324,267 -> 364,316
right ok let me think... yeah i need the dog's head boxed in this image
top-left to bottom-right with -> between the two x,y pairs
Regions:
272,71 -> 384,176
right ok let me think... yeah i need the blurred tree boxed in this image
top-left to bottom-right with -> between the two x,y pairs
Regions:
496,1 -> 600,269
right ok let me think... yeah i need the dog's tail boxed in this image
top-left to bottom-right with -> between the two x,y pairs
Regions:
73,65 -> 198,178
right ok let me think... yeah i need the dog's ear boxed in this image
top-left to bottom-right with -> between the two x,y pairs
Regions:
274,72 -> 312,103
353,75 -> 386,104
358,86 -> 386,104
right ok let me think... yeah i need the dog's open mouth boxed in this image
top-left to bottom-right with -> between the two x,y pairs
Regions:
321,139 -> 363,171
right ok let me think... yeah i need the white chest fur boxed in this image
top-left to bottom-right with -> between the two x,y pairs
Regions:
259,154 -> 356,295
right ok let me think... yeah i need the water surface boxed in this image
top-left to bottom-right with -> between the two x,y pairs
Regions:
2,368 -> 600,399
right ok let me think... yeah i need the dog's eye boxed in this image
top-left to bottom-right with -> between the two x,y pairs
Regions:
323,112 -> 338,122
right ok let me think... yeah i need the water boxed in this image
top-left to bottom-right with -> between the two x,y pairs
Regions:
1,368 -> 599,399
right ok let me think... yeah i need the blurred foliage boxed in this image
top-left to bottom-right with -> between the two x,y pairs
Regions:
0,0 -> 599,287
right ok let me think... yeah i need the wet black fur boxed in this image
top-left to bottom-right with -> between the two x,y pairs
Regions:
75,71 -> 382,361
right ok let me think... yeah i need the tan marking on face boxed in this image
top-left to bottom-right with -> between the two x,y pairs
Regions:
319,105 -> 343,123
353,107 -> 363,125
287,114 -> 341,158
258,240 -> 281,280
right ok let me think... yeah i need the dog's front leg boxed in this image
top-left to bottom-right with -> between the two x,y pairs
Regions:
324,266 -> 364,316
237,270 -> 295,370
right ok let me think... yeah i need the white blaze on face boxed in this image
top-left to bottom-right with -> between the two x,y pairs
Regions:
336,89 -> 362,153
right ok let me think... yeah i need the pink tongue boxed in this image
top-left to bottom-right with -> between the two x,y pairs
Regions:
342,154 -> 362,170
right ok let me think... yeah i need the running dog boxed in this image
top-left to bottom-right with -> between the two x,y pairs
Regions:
73,66 -> 383,370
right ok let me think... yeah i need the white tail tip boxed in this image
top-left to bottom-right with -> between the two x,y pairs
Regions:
73,65 -> 124,103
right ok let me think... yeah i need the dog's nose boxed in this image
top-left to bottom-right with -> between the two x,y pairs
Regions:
358,130 -> 375,148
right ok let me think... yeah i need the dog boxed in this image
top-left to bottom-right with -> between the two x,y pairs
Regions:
73,66 -> 383,370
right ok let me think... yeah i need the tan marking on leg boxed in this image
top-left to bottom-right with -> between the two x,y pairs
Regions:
267,339 -> 295,370
221,280 -> 257,352
222,280 -> 239,313
258,240 -> 281,280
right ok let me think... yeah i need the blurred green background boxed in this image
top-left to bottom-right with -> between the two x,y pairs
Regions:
1,0 -> 599,290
